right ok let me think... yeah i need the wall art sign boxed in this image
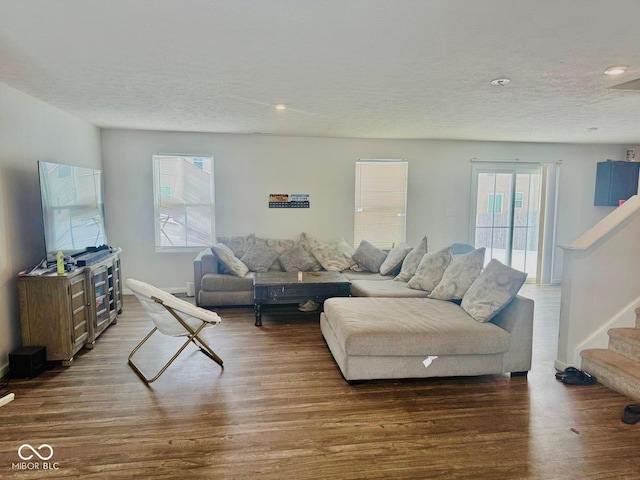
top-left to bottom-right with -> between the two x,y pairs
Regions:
269,193 -> 310,208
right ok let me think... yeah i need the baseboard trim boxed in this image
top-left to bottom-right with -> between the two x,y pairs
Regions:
554,359 -> 570,372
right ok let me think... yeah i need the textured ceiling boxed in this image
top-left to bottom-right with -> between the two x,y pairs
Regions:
1,0 -> 640,143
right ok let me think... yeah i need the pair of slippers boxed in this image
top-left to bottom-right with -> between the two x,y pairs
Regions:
622,404 -> 640,425
555,367 -> 597,385
298,300 -> 319,312
557,369 -> 639,425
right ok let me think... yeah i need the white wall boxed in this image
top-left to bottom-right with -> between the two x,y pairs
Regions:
0,82 -> 102,373
101,129 -> 629,289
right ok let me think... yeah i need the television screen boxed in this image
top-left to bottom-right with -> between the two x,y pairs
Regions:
38,161 -> 108,262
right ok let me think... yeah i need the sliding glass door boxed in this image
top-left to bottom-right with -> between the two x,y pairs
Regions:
471,165 -> 544,281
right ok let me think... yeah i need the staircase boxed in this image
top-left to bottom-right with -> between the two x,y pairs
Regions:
581,307 -> 640,403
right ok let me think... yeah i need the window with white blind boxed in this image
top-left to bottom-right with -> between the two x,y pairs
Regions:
153,154 -> 216,250
354,159 -> 408,248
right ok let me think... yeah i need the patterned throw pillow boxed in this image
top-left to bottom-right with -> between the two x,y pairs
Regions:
311,237 -> 357,271
428,247 -> 486,301
279,245 -> 318,272
216,234 -> 256,257
216,235 -> 255,273
462,259 -> 527,322
352,240 -> 388,273
254,237 -> 295,254
394,236 -> 429,282
295,232 -> 324,271
407,246 -> 452,292
379,243 -> 413,276
211,243 -> 249,277
240,245 -> 280,272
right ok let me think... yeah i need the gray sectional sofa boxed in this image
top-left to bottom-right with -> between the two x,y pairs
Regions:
193,236 -> 472,307
194,247 -> 406,308
193,234 -> 534,381
194,247 -> 394,307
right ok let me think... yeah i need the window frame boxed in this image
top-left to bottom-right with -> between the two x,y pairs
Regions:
514,191 -> 524,209
488,192 -> 504,214
152,153 -> 216,252
354,159 -> 408,249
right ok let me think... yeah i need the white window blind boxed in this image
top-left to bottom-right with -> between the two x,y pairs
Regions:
354,159 -> 408,248
153,154 -> 215,250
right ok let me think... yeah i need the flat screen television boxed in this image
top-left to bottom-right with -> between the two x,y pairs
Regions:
38,161 -> 108,264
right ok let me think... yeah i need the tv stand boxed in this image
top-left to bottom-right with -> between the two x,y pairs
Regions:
18,250 -> 123,366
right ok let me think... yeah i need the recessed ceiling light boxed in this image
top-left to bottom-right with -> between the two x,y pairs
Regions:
604,66 -> 628,75
490,78 -> 511,86
274,104 -> 287,111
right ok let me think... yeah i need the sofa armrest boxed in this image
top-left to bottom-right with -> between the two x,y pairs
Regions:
194,248 -> 218,306
491,295 -> 535,373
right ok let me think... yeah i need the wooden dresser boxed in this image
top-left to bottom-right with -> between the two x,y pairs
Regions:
18,251 -> 122,366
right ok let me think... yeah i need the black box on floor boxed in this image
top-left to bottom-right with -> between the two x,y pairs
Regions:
9,346 -> 47,379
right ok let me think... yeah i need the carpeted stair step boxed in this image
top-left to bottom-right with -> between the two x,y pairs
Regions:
581,348 -> 640,403
608,328 -> 640,362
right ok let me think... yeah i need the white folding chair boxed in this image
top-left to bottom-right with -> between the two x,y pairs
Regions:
126,278 -> 223,384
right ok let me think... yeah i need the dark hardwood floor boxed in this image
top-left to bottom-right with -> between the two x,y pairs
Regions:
1,285 -> 640,479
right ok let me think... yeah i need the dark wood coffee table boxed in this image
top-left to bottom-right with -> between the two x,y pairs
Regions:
253,271 -> 351,326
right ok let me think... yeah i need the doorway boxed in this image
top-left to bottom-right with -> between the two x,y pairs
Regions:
471,164 -> 545,282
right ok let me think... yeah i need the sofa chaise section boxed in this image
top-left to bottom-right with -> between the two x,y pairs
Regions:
320,295 -> 534,381
348,279 -> 429,298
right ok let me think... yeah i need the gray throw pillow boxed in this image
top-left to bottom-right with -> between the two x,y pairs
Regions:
428,247 -> 486,300
394,236 -> 428,282
211,243 -> 249,277
352,240 -> 388,273
462,259 -> 527,322
240,245 -> 280,272
379,243 -> 413,276
407,246 -> 452,292
279,245 -> 318,272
